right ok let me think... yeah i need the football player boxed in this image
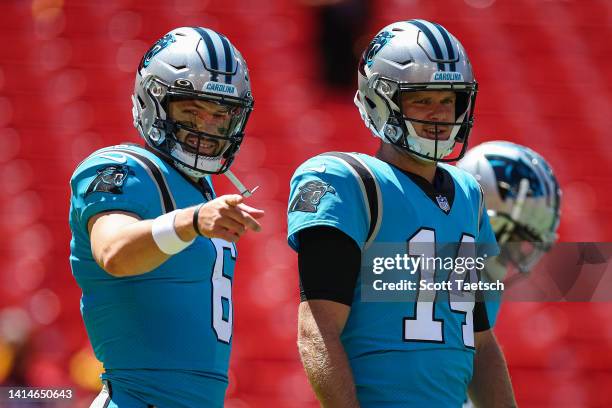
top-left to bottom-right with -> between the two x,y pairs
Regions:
457,141 -> 562,281
287,20 -> 517,407
69,27 -> 263,407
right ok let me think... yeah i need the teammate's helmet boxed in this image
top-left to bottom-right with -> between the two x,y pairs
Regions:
457,141 -> 562,273
355,20 -> 477,162
132,27 -> 254,177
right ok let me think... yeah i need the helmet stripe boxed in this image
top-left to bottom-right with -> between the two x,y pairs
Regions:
205,29 -> 231,75
217,33 -> 236,84
408,19 -> 445,71
192,27 -> 220,81
432,22 -> 456,72
205,29 -> 226,73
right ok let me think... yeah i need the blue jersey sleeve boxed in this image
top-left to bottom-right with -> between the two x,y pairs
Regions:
70,154 -> 163,236
477,205 -> 500,258
477,200 -> 502,328
287,155 -> 369,252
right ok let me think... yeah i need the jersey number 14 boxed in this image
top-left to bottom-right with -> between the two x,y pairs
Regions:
403,228 -> 478,348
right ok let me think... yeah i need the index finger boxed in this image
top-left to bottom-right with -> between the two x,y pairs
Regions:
236,203 -> 265,219
225,206 -> 262,232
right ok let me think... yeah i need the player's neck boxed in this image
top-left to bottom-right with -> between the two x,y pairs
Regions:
376,143 -> 437,183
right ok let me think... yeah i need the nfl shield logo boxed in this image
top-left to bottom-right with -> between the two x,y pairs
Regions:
436,195 -> 450,212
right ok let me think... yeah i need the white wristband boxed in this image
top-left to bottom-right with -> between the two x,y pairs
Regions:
151,210 -> 195,255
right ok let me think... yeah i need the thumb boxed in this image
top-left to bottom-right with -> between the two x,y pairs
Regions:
225,194 -> 244,206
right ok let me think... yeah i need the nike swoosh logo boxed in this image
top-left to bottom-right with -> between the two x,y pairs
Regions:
306,164 -> 326,173
98,153 -> 127,164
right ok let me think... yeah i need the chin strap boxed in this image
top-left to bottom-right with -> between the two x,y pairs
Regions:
224,169 -> 259,197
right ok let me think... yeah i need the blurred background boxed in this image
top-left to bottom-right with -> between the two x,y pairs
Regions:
1,0 -> 612,406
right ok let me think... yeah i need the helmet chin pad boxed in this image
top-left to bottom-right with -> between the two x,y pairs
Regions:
403,119 -> 457,161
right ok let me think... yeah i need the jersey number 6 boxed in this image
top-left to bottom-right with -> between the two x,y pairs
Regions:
211,238 -> 235,344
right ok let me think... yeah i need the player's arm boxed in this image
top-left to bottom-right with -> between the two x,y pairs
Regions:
89,194 -> 263,277
296,227 -> 361,408
469,329 -> 517,408
299,301 -> 358,408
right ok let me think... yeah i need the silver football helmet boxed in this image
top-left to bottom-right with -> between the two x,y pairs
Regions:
355,20 -> 477,162
132,27 -> 254,178
457,141 -> 562,274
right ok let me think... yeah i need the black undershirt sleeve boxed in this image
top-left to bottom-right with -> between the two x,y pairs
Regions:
473,290 -> 491,332
297,226 -> 361,306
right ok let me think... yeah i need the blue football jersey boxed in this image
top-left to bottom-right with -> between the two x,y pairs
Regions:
288,152 -> 500,408
69,144 -> 235,407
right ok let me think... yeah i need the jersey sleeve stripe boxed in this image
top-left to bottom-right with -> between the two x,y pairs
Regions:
321,152 -> 382,249
345,153 -> 383,248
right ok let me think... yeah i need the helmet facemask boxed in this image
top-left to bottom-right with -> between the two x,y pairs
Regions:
142,76 -> 253,177
491,212 -> 554,274
369,77 -> 477,162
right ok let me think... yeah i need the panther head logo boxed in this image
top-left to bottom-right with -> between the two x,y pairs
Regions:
289,180 -> 336,213
85,165 -> 130,197
139,33 -> 177,70
364,31 -> 395,68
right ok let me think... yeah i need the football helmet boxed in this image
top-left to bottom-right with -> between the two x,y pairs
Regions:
355,20 -> 477,162
132,27 -> 254,178
457,141 -> 561,274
